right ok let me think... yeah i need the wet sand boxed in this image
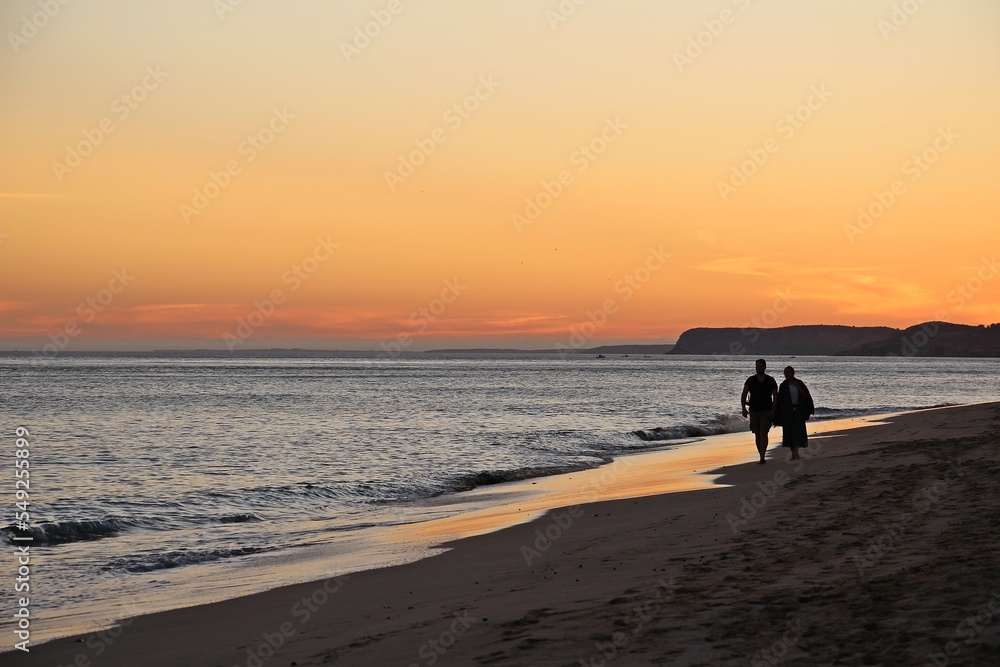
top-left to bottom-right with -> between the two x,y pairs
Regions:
12,402 -> 1000,666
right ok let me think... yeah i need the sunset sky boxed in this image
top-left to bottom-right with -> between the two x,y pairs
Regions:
2,0 -> 998,351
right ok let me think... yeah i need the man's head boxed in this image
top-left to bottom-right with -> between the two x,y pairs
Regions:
755,359 -> 766,375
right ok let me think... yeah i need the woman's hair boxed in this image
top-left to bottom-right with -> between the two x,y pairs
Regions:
784,365 -> 795,375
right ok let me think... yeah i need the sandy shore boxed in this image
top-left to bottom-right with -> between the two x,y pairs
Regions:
12,403 -> 1000,666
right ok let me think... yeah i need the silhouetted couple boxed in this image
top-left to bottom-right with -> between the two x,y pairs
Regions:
740,359 -> 814,463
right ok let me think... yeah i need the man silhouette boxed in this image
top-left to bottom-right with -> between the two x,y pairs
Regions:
740,358 -> 779,464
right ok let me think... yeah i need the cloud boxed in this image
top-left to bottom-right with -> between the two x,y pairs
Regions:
698,256 -> 938,316
0,303 -> 583,341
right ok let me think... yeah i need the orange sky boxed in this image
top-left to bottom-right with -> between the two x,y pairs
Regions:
2,0 -> 999,351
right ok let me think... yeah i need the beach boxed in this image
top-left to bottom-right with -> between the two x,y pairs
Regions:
11,401 -> 999,666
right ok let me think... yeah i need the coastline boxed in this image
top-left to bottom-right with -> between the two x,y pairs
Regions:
11,402 -> 1000,666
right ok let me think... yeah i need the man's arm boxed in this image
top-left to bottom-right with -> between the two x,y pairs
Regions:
741,385 -> 749,417
769,385 -> 778,417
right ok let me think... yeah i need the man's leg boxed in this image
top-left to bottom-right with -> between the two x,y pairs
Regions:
755,425 -> 767,463
755,413 -> 770,463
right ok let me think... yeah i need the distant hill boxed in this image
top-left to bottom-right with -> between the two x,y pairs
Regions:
669,322 -> 1000,357
425,344 -> 674,355
585,344 -> 674,355
669,325 -> 897,356
421,348 -> 553,354
838,322 -> 1000,357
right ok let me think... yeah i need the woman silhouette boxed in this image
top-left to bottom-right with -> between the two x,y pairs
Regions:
773,366 -> 815,460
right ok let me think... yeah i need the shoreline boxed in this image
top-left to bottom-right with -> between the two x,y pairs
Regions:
11,402 -> 1000,665
1,406 -> 891,648
7,408 -> 895,649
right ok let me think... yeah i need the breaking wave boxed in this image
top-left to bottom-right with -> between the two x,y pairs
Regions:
100,546 -> 272,574
632,413 -> 747,441
1,518 -> 137,546
443,462 -> 606,493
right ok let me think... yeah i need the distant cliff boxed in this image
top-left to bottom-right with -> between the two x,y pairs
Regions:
669,325 -> 897,356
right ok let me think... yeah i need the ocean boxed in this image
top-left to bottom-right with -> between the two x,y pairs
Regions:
2,353 -> 998,646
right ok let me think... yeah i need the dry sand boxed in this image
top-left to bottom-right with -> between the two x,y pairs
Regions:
12,403 -> 1000,666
